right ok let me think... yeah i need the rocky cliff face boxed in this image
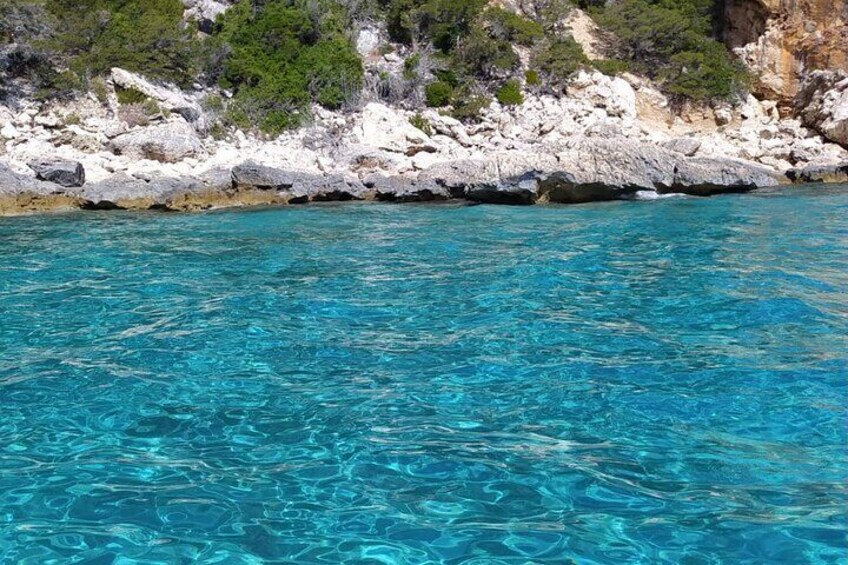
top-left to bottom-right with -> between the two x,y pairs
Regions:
724,0 -> 848,107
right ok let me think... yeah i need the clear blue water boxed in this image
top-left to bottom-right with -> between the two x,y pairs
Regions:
1,187 -> 846,564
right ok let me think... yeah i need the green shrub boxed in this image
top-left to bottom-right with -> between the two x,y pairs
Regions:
592,0 -> 700,65
375,0 -> 583,107
45,0 -> 198,85
384,0 -> 416,44
590,0 -> 746,101
0,44 -> 64,100
409,113 -> 433,135
63,112 -> 82,126
142,98 -> 168,117
300,38 -> 364,109
591,59 -> 630,76
0,1 -> 58,99
451,91 -> 490,122
535,0 -> 574,31
524,69 -> 540,86
383,0 -> 492,52
532,37 -> 588,90
91,76 -> 110,105
454,25 -> 518,79
496,79 -> 523,105
39,69 -> 81,100
483,7 -> 544,45
202,94 -> 226,113
115,86 -> 148,105
213,0 -> 363,134
403,53 -> 422,80
663,41 -> 748,100
209,121 -> 228,140
425,80 -> 453,107
433,69 -> 460,88
418,0 -> 487,53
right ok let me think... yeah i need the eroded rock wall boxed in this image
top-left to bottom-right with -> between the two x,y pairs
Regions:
725,0 -> 848,107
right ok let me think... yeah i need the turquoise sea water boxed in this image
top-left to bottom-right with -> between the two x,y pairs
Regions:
0,187 -> 846,564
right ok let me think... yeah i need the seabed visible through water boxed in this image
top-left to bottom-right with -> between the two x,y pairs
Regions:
0,186 -> 846,563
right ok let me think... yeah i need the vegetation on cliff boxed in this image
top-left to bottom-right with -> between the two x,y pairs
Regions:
588,0 -> 747,100
205,0 -> 363,133
1,0 -> 747,131
1,0 -> 194,98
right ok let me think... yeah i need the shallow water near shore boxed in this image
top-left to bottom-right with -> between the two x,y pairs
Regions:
1,186 -> 846,563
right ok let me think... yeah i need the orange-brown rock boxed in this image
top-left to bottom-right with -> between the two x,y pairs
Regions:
724,0 -> 848,108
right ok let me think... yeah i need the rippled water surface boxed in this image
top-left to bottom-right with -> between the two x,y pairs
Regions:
1,187 -> 847,564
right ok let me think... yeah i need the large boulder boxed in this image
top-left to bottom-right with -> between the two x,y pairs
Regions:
555,137 -> 678,193
418,159 -> 492,193
111,68 -> 203,123
786,163 -> 848,184
231,162 -> 307,190
668,157 -> 782,195
76,174 -> 183,209
795,71 -> 848,149
364,174 -> 452,202
556,137 -> 781,197
663,137 -> 702,157
309,175 -> 368,201
465,172 -> 541,205
109,121 -> 204,163
0,163 -> 80,194
231,162 -> 365,202
0,164 -> 54,196
463,152 -> 561,205
354,103 -> 432,153
569,71 -> 638,119
419,158 -> 544,204
0,163 -> 82,214
182,0 -> 234,30
416,138 -> 782,205
419,142 -> 663,204
28,160 -> 85,187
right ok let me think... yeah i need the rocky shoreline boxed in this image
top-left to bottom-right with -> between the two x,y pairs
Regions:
2,62 -> 847,216
2,138 -> 846,216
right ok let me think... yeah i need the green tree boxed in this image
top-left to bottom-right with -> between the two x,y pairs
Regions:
591,0 -> 745,101
213,0 -> 363,134
46,0 -> 197,84
532,37 -> 589,91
